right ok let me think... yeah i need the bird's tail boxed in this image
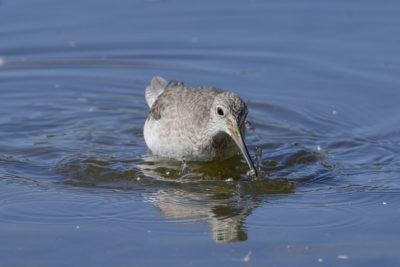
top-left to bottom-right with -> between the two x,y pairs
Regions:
145,76 -> 168,108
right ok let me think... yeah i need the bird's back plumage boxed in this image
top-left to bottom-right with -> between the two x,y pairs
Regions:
148,81 -> 223,127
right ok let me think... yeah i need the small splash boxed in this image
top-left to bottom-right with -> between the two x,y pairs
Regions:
255,146 -> 263,169
245,120 -> 255,132
243,251 -> 252,262
246,169 -> 257,178
180,159 -> 189,175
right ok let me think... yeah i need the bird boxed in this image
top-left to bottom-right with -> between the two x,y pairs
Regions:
143,76 -> 257,177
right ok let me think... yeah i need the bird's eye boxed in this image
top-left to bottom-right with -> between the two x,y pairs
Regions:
216,107 -> 225,116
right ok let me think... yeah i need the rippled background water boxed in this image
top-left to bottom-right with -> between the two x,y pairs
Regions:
1,0 -> 400,266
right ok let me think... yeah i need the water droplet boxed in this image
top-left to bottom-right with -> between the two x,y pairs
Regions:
75,225 -> 80,229
317,145 -> 321,152
382,201 -> 387,205
243,251 -> 252,262
318,258 -> 324,263
337,255 -> 349,260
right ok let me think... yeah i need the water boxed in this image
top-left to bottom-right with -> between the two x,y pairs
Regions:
1,0 -> 400,266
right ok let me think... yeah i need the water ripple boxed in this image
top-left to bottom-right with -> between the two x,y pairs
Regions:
0,188 -> 150,225
249,189 -> 400,231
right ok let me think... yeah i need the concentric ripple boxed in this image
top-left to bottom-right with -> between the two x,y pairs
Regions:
0,183 -> 154,225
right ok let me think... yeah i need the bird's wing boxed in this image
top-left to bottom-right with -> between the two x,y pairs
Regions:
145,76 -> 168,108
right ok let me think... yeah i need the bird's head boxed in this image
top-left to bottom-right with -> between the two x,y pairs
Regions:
210,92 -> 257,177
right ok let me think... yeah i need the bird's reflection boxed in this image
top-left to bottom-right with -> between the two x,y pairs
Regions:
139,156 -> 295,243
149,188 -> 252,243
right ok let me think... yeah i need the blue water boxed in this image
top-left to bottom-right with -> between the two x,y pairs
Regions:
1,0 -> 400,266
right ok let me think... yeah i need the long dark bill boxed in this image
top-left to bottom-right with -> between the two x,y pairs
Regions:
227,125 -> 258,178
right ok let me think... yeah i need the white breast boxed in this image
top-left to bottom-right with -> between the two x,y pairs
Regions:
144,118 -> 198,160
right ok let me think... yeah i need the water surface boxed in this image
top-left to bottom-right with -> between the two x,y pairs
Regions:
1,0 -> 400,266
